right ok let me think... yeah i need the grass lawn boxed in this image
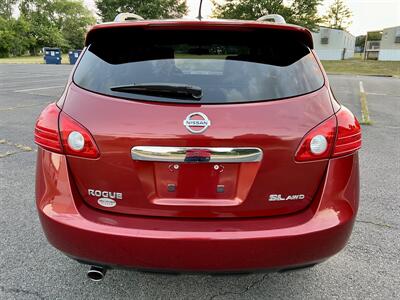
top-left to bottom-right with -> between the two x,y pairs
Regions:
0,54 -> 70,64
321,58 -> 400,77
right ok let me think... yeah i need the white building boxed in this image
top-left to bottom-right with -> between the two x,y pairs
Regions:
311,27 -> 355,60
378,26 -> 400,61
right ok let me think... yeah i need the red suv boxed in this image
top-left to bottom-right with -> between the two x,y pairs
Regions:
34,15 -> 361,280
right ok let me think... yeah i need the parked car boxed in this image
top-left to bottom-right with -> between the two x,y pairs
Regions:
34,14 -> 361,280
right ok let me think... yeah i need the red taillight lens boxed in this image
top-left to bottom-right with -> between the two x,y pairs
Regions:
295,115 -> 337,162
59,112 -> 100,158
333,107 -> 362,157
34,103 -> 62,153
295,106 -> 361,162
34,103 -> 99,158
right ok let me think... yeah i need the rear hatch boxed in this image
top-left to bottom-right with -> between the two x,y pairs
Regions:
62,22 -> 334,218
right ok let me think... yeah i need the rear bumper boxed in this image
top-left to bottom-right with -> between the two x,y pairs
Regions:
36,150 -> 359,272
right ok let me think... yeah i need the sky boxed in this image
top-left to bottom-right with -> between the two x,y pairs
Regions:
85,0 -> 400,36
319,0 -> 400,36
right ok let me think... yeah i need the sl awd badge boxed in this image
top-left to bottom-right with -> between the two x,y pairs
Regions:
268,194 -> 305,201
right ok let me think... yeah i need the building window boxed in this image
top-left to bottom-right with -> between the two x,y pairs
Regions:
321,37 -> 329,44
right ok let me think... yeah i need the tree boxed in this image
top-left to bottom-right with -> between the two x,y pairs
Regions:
324,0 -> 352,30
0,17 -> 14,57
19,0 -> 95,53
212,0 -> 322,31
50,0 -> 96,49
0,0 -> 17,19
355,35 -> 365,47
0,0 -> 95,56
9,17 -> 36,56
0,16 -> 35,57
286,0 -> 323,31
96,0 -> 188,22
212,0 -> 288,20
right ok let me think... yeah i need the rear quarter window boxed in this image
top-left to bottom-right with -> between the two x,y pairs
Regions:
74,28 -> 324,104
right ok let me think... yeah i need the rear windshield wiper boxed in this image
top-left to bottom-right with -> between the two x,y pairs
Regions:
110,83 -> 203,100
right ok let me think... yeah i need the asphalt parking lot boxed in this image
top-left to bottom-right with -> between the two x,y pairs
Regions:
0,64 -> 399,299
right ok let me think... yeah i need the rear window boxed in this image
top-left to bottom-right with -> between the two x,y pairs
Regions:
74,28 -> 324,104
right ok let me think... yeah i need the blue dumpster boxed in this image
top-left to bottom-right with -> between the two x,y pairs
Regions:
43,47 -> 62,64
68,50 -> 82,65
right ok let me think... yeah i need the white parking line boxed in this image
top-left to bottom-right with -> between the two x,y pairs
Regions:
359,81 -> 372,124
0,74 -> 66,80
0,101 -> 51,112
359,81 -> 365,94
14,85 -> 64,92
1,77 -> 66,86
367,92 -> 388,96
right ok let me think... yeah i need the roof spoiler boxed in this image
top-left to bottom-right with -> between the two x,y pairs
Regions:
114,13 -> 144,22
85,16 -> 313,49
257,14 -> 286,24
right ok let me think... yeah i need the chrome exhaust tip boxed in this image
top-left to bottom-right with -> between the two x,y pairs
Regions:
87,266 -> 106,281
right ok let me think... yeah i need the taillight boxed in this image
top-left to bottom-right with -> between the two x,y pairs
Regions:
332,107 -> 362,157
59,112 -> 100,158
34,103 -> 62,153
295,115 -> 337,162
34,103 -> 99,158
295,106 -> 361,162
